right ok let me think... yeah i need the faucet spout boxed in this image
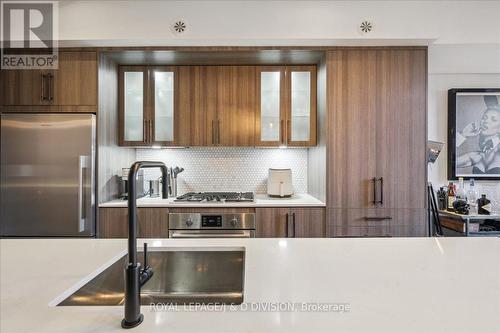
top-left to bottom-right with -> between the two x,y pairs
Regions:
122,161 -> 168,329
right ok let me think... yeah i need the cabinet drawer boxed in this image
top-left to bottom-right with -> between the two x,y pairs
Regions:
98,207 -> 169,238
327,209 -> 427,237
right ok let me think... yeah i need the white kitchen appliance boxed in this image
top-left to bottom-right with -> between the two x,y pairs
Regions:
267,168 -> 293,197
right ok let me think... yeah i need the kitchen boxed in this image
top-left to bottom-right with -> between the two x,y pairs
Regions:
1,1 -> 499,332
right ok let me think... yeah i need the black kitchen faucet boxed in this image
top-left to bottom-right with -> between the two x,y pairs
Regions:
122,161 -> 168,329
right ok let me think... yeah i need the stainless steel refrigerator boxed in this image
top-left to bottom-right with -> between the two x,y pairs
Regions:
1,114 -> 96,237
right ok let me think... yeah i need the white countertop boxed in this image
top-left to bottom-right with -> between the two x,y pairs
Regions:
1,237 -> 499,333
99,193 -> 325,208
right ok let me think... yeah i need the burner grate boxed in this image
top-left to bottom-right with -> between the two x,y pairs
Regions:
174,192 -> 254,203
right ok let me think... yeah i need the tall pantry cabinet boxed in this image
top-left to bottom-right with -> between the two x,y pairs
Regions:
326,48 -> 428,237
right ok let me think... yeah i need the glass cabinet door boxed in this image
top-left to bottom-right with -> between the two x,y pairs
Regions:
287,66 -> 317,146
256,67 -> 285,146
151,68 -> 176,144
120,66 -> 147,145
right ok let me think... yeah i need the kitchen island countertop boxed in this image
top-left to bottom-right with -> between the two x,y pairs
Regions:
1,238 -> 499,333
99,193 -> 325,208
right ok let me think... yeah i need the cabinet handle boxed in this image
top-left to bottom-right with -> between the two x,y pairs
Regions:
40,74 -> 46,101
47,73 -> 53,102
143,120 -> 147,143
287,119 -> 291,143
280,119 -> 284,144
217,120 -> 221,145
379,177 -> 384,205
212,120 -> 215,144
363,216 -> 392,221
285,213 -> 289,238
149,119 -> 153,143
292,212 -> 296,238
371,178 -> 377,205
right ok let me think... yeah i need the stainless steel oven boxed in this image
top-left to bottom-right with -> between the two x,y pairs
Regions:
168,213 -> 255,238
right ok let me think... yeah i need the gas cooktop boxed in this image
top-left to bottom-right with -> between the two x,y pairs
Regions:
174,192 -> 254,203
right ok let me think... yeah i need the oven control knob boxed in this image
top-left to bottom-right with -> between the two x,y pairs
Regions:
185,219 -> 193,227
230,218 -> 238,227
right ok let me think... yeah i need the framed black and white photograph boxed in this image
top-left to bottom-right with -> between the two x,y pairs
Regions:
448,88 -> 500,180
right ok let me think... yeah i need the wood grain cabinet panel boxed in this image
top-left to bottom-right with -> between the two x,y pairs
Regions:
0,51 -> 97,110
326,48 -> 427,237
327,49 -> 426,209
327,50 -> 378,208
290,208 -> 325,238
98,208 -> 169,238
216,66 -> 257,146
177,66 -> 218,146
50,51 -> 97,106
327,208 -> 427,237
374,49 -> 427,210
256,207 -> 325,238
0,68 -> 48,106
256,208 -> 289,237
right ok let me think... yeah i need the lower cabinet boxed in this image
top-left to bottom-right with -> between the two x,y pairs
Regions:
256,207 -> 325,238
327,208 -> 428,237
99,206 -> 326,238
98,208 -> 169,238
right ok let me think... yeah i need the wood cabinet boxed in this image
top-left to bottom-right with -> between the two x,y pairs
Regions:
327,208 -> 427,237
120,65 -> 257,147
255,66 -> 317,147
0,51 -> 97,110
98,207 -> 169,238
326,48 -> 427,237
216,66 -> 257,146
119,66 -> 187,146
256,207 -> 325,238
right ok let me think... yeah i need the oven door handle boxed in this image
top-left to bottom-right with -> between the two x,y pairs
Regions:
170,231 -> 253,238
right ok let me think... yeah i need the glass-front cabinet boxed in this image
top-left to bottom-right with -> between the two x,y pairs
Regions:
256,66 -> 317,146
119,66 -> 177,146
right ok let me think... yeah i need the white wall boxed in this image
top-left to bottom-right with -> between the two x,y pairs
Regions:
58,1 -> 500,46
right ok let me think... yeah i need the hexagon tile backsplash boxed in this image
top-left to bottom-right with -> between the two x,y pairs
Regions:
136,147 -> 308,194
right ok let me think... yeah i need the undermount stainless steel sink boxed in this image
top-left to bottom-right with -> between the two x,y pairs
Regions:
58,249 -> 245,306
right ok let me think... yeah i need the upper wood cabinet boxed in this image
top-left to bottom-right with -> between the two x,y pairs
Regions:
119,66 -> 148,145
216,66 -> 257,146
256,207 -> 325,238
0,51 -> 97,110
179,65 -> 257,146
119,66 -> 187,146
120,65 -> 257,147
255,66 -> 317,147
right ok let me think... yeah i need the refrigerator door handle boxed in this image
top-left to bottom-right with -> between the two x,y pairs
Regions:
78,156 -> 90,233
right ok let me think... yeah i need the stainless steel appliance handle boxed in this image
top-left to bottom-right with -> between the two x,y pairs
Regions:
170,231 -> 252,238
78,156 -> 89,232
